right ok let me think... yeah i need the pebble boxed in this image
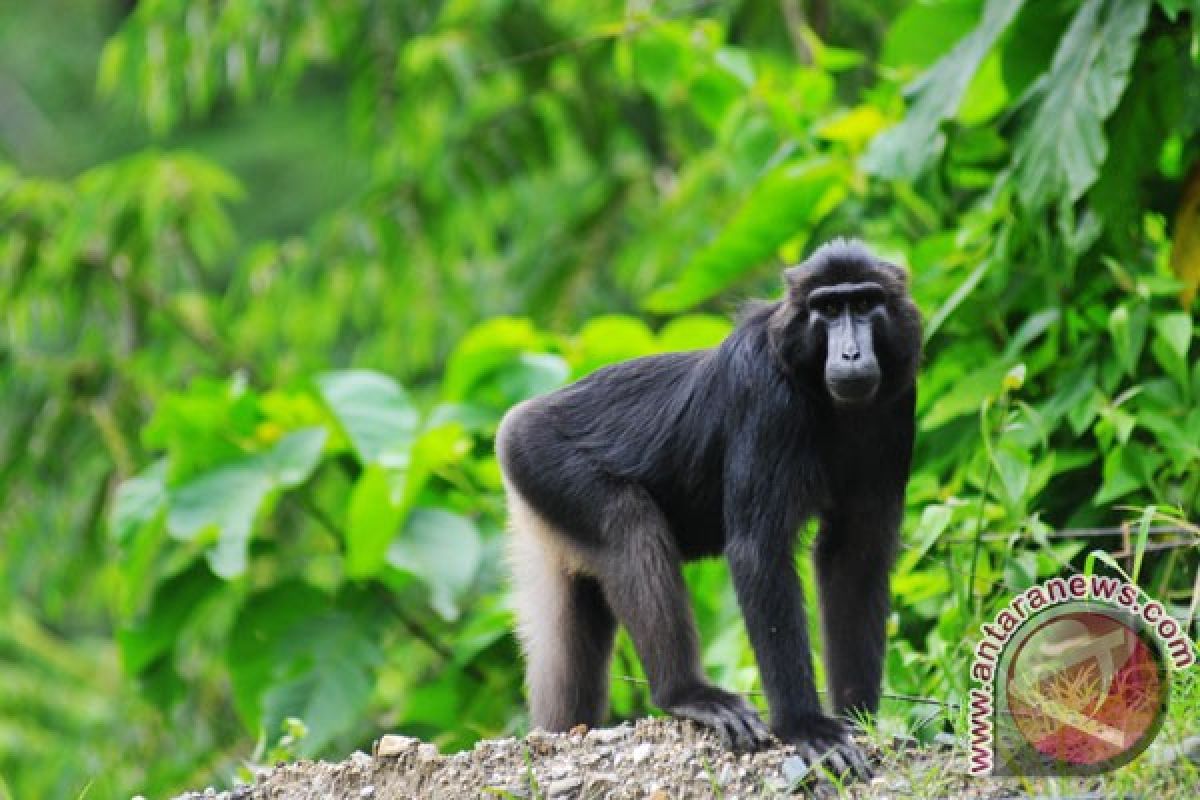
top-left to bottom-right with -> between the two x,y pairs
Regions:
586,725 -> 632,744
546,775 -> 583,797
359,787 -> 375,798
375,734 -> 420,758
417,743 -> 440,763
783,753 -> 818,786
630,742 -> 655,763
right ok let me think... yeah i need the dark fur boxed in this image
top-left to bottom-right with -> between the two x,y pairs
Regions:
497,239 -> 921,754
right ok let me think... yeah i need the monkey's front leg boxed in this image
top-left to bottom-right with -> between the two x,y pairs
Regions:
725,522 -> 869,777
596,486 -> 772,752
815,501 -> 900,719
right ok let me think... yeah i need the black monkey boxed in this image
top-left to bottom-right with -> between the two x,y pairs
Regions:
495,239 -> 921,769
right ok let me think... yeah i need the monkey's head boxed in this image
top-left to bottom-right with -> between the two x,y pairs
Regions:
773,239 -> 922,406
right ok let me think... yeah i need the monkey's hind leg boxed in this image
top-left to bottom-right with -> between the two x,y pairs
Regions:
506,489 -> 617,731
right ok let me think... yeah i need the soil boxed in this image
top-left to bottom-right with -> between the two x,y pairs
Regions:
167,717 -> 1017,800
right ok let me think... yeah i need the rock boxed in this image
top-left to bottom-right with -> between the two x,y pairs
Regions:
546,775 -> 583,797
630,742 -> 655,763
417,742 -> 440,763
586,725 -> 632,744
782,755 -> 813,787
375,734 -> 420,758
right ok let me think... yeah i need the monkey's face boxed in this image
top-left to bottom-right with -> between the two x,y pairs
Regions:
807,282 -> 885,405
778,241 -> 923,406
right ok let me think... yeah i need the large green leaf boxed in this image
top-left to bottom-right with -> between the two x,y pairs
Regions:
880,0 -> 983,70
344,464 -> 406,579
227,584 -> 381,754
863,0 -> 1024,179
317,370 -> 418,467
118,561 -> 220,675
387,508 -> 483,620
166,428 -> 327,578
441,317 -> 548,402
1011,0 -> 1151,211
1089,39 -> 1185,249
644,159 -> 848,313
167,462 -> 273,579
108,460 -> 167,545
259,614 -> 380,756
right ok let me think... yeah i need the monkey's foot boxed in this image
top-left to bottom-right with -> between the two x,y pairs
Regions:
774,713 -> 871,780
663,685 -> 774,752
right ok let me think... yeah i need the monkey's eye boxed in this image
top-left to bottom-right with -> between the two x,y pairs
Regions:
811,298 -> 840,316
850,297 -> 875,314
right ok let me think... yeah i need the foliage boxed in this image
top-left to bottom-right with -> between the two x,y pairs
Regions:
1,1 -> 1198,798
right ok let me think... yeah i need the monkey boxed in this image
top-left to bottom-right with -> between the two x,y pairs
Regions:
495,239 -> 921,772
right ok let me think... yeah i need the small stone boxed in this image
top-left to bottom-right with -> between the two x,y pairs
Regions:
587,772 -> 619,790
417,743 -> 440,763
359,787 -> 375,798
568,723 -> 588,736
203,789 -> 216,798
630,742 -> 655,763
649,791 -> 670,800
547,776 -> 583,797
585,725 -> 632,744
526,729 -> 558,754
375,734 -> 420,758
782,755 -> 813,786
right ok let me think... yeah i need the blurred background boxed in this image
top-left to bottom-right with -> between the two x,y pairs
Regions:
1,1 -> 1198,797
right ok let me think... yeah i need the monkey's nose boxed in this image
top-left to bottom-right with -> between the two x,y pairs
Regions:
841,348 -> 860,361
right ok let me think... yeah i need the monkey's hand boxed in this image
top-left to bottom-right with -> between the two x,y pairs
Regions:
774,713 -> 871,780
662,685 -> 774,752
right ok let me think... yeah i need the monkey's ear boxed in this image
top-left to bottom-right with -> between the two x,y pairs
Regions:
879,259 -> 911,284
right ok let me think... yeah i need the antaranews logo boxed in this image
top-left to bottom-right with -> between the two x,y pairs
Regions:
968,574 -> 1196,777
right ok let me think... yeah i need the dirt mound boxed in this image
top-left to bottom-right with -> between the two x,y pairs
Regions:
170,717 -> 934,799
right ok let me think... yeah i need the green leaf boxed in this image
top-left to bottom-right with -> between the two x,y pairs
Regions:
881,0 -> 984,70
387,508 -> 482,620
317,370 -> 417,467
442,317 -> 546,402
571,315 -> 657,376
1107,305 -> 1148,377
1131,505 -> 1156,584
259,614 -> 380,756
644,160 -> 848,312
344,464 -> 405,579
1152,312 -> 1194,388
991,439 -> 1032,511
1011,0 -> 1151,211
165,429 -> 327,579
228,584 -> 381,754
167,462 -> 272,579
492,353 -> 570,406
657,314 -> 733,351
228,582 -> 327,730
1090,38 -> 1186,250
923,259 -> 991,343
118,561 -> 220,675
109,460 -> 168,545
864,0 -> 1024,179
1155,312 -> 1193,362
261,427 -> 327,488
